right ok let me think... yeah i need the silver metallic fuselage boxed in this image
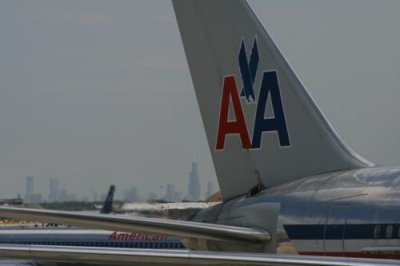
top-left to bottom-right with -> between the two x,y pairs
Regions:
191,167 -> 400,259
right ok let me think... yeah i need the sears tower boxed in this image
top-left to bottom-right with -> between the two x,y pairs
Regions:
188,161 -> 200,201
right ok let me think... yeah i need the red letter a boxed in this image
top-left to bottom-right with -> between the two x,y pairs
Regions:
109,231 -> 117,240
216,76 -> 251,150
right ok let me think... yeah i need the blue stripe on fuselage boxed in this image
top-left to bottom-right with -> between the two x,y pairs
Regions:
284,224 -> 399,240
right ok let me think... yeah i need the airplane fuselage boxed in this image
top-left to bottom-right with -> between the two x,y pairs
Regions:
0,227 -> 184,249
191,167 -> 400,259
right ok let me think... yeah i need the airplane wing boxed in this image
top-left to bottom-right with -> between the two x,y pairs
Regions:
0,207 -> 269,244
0,245 -> 398,266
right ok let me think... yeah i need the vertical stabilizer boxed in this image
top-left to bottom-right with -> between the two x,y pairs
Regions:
172,0 -> 374,200
100,185 -> 115,214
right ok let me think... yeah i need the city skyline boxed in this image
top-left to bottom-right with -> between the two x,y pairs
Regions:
18,160 -> 214,202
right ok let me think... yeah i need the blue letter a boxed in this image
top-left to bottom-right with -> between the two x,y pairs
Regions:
252,71 -> 290,148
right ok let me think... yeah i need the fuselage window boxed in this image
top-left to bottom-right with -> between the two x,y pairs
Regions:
374,225 -> 381,239
386,225 -> 393,239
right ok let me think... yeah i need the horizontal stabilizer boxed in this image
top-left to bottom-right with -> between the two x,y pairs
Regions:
0,207 -> 269,244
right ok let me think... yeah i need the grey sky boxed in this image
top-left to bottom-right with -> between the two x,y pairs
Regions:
0,1 -> 399,199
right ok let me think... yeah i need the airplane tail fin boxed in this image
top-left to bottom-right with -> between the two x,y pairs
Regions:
172,0 -> 374,200
100,185 -> 115,214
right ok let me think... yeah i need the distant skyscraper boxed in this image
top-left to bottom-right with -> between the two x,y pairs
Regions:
26,176 -> 33,198
24,176 -> 42,204
48,178 -> 61,202
188,161 -> 200,201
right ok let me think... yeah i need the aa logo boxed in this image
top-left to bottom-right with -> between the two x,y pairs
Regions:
216,38 -> 291,150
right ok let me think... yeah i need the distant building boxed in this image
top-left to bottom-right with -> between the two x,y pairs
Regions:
26,176 -> 33,197
0,196 -> 23,206
59,189 -> 77,202
24,176 -> 42,204
164,184 -> 182,202
165,184 -> 176,202
48,178 -> 61,202
47,178 -> 76,202
28,194 -> 43,204
188,161 -> 200,201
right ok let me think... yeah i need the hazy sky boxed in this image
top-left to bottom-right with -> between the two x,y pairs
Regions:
0,1 -> 399,200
